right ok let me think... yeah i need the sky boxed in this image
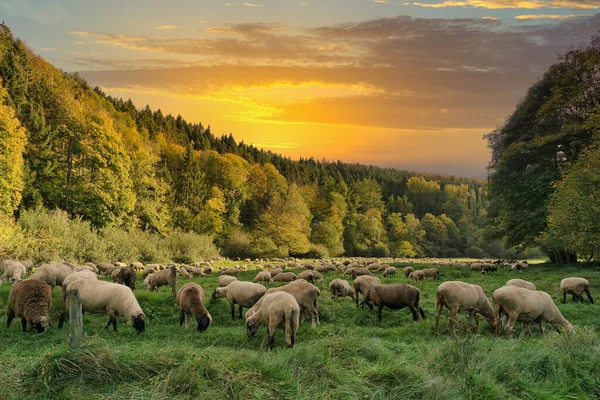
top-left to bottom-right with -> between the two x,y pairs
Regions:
1,0 -> 599,178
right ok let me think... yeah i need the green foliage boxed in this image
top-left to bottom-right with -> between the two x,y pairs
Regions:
165,230 -> 219,263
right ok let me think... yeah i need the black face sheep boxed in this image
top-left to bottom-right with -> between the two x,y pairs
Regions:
409,270 -> 424,283
269,272 -> 296,284
296,270 -> 324,285
382,267 -> 396,277
212,281 -> 267,320
422,268 -> 440,280
115,266 -> 137,290
329,279 -> 356,301
218,275 -> 238,287
353,275 -> 381,309
130,262 -> 144,272
506,279 -> 536,291
7,280 -> 52,333
246,292 -> 300,350
142,266 -> 156,279
253,270 -> 271,283
245,279 -> 320,329
203,266 -> 213,275
403,266 -> 414,278
362,284 -> 426,322
492,286 -> 573,339
59,279 -> 146,333
177,283 -> 212,332
560,277 -> 593,303
434,281 -> 496,336
28,262 -> 74,289
62,270 -> 98,302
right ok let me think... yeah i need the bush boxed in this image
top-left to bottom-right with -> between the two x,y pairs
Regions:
306,243 -> 330,259
0,213 -> 26,260
465,246 -> 487,259
166,230 -> 219,263
373,242 -> 390,257
221,229 -> 251,258
249,236 -> 281,258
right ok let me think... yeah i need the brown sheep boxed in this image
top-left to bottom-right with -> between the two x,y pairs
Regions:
115,266 -> 137,290
344,267 -> 374,279
220,268 -> 240,276
7,279 -> 52,333
362,284 -> 426,322
422,268 -> 440,280
296,270 -> 324,285
177,283 -> 212,332
409,270 -> 424,283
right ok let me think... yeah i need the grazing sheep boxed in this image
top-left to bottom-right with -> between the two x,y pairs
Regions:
59,280 -> 146,333
142,266 -> 156,279
354,275 -> 382,309
177,283 -> 212,332
246,279 -> 320,329
114,262 -> 128,268
363,284 -> 426,322
296,270 -> 324,285
178,267 -> 191,279
344,267 -> 374,279
422,268 -> 440,280
270,267 -> 284,277
270,272 -> 296,284
481,264 -> 497,274
28,262 -> 74,289
96,263 -> 113,274
218,275 -> 238,287
493,286 -> 573,339
470,263 -> 483,271
115,266 -> 137,290
1,260 -> 27,284
246,292 -> 300,350
315,264 -> 335,274
403,266 -> 414,278
7,280 -> 52,333
560,278 -> 593,304
203,266 -> 213,275
383,267 -> 397,277
409,270 -> 424,283
142,269 -> 175,292
61,270 -> 98,302
329,279 -> 356,301
188,267 -> 205,277
506,279 -> 536,291
212,281 -> 267,320
434,281 -> 496,336
367,263 -> 380,272
74,265 -> 96,273
130,262 -> 144,272
511,262 -> 528,271
220,268 -> 240,276
253,270 -> 271,283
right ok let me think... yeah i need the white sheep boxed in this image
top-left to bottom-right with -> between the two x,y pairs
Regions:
560,277 -> 593,303
218,275 -> 238,287
1,260 -> 27,284
28,262 -> 74,289
61,269 -> 98,302
246,292 -> 300,350
212,281 -> 267,320
329,279 -> 356,301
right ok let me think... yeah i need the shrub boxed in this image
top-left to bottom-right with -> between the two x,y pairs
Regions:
222,229 -> 251,258
465,246 -> 487,259
249,236 -> 281,258
306,243 -> 330,259
166,230 -> 219,263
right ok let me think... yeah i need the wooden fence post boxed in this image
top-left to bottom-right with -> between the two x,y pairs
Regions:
68,288 -> 83,350
170,266 -> 178,297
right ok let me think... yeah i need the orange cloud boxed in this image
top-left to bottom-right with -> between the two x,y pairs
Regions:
515,13 -> 594,18
156,25 -> 177,30
411,0 -> 599,8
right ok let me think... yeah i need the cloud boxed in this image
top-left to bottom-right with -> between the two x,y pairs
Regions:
374,0 -> 392,3
515,13 -> 594,18
205,23 -> 285,35
243,2 -> 264,6
410,0 -> 600,8
482,15 -> 499,19
156,25 -> 177,30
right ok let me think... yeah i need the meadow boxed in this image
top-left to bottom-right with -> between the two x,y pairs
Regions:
1,261 -> 599,400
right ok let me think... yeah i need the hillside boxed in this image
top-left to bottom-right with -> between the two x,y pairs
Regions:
0,23 -> 500,261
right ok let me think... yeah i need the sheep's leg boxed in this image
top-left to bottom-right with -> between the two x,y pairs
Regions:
562,291 -> 567,304
179,311 -> 185,327
474,314 -> 480,333
310,304 -> 319,329
112,316 -> 118,332
239,305 -> 243,320
267,321 -> 277,350
408,305 -> 418,321
21,318 -> 27,332
378,306 -> 383,322
505,315 -> 516,339
434,302 -> 443,335
449,307 -> 458,336
104,317 -> 112,330
467,311 -> 475,334
585,289 -> 594,304
494,303 -> 502,336
356,292 -> 360,309
6,309 -> 15,329
230,303 -> 235,320
58,311 -> 68,329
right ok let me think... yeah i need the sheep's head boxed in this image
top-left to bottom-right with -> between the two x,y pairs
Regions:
31,316 -> 49,333
197,312 -> 212,332
246,316 -> 261,337
408,272 -> 414,279
212,288 -> 225,300
362,289 -> 374,310
132,313 -> 146,334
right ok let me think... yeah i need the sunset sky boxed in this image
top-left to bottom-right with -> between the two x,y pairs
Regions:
2,1 -> 599,177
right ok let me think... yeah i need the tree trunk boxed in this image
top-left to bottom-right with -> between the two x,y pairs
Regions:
170,266 -> 178,297
68,289 -> 83,350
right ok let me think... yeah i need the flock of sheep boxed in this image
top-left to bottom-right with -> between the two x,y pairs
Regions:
0,258 -> 594,349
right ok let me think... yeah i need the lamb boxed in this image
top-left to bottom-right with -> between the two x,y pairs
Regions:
61,269 -> 98,302
220,268 -> 240,276
246,292 -> 300,350
560,278 -> 593,303
403,266 -> 414,278
434,281 -> 496,336
114,266 -> 137,290
178,267 -> 191,279
1,260 -> 27,284
28,262 -> 74,289
353,275 -> 381,309
383,267 -> 397,277
329,279 -> 356,301
218,275 -> 238,287
270,272 -> 296,284
296,270 -> 324,285
253,270 -> 271,283
142,269 -> 174,292
422,268 -> 440,280
492,286 -> 573,339
7,279 -> 52,333
343,267 -> 374,279
506,279 -> 536,291
212,281 -> 267,320
176,283 -> 212,332
409,270 -> 424,283
245,279 -> 320,329
362,284 -> 426,322
59,279 -> 146,333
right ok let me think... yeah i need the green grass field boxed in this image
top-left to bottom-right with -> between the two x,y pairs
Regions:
1,262 -> 599,399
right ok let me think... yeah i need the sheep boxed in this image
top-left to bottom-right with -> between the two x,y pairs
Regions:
246,292 -> 300,350
493,286 -> 573,339
1,260 -> 27,284
403,266 -> 414,278
343,267 -> 374,279
212,281 -> 267,320
178,267 -> 191,279
270,272 -> 296,284
220,268 -> 240,276
481,264 -> 497,274
362,284 -> 426,322
422,268 -> 440,280
270,267 -> 284,276
74,265 -> 96,273
142,269 -> 174,292
203,266 -> 213,275
367,263 -> 380,272
245,279 -> 320,329
61,270 -> 97,302
253,270 -> 271,283
470,263 -> 483,271
114,266 -> 137,290
96,263 -> 113,274
28,262 -> 74,289
296,270 -> 324,285
218,275 -> 238,287
560,278 -> 593,304
103,266 -> 121,276
131,262 -> 144,271
434,281 -> 496,336
315,265 -> 334,274
114,262 -> 128,268
7,280 -> 52,333
59,279 -> 146,333
329,279 -> 356,301
511,262 -> 528,271
506,279 -> 536,291
353,275 -> 382,309
142,266 -> 156,279
176,283 -> 212,332
409,270 -> 424,283
383,267 -> 397,277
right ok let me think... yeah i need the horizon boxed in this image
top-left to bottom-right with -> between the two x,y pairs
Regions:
2,1 -> 599,178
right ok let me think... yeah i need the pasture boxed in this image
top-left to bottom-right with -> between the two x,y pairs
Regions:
1,261 -> 599,399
